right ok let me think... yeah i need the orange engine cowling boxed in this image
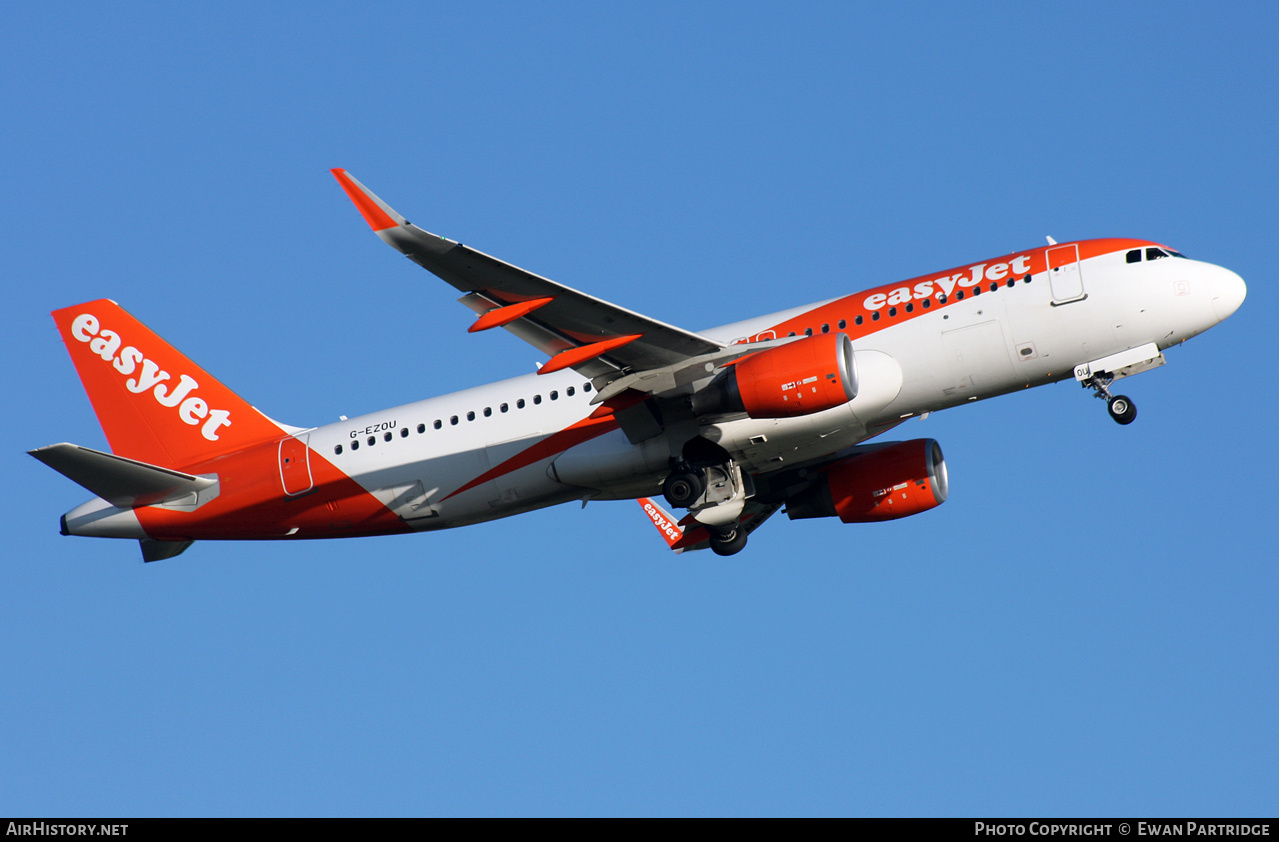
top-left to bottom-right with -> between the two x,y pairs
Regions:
785,439 -> 948,523
693,333 -> 858,419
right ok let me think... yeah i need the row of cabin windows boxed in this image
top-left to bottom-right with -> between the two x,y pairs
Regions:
783,274 -> 1034,335
1127,246 -> 1185,263
334,381 -> 593,455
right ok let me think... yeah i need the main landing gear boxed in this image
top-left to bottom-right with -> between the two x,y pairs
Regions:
662,468 -> 705,509
708,524 -> 747,557
662,457 -> 750,556
1081,371 -> 1137,426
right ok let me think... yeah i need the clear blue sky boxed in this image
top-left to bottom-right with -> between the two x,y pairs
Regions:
3,1 -> 1275,816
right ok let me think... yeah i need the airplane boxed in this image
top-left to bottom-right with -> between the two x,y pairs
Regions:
30,170 -> 1247,561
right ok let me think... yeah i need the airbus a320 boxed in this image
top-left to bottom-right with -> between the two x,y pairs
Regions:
30,170 -> 1247,560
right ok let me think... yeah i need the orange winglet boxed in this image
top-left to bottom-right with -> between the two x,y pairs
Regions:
330,168 -> 399,232
638,498 -> 684,548
538,334 -> 642,375
467,297 -> 555,333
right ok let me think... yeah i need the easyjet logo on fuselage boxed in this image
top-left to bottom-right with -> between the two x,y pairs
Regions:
69,313 -> 233,441
862,254 -> 1035,310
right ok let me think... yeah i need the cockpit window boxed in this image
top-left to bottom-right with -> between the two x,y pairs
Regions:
1168,249 -> 1187,258
1126,249 -> 1141,263
1146,247 -> 1169,260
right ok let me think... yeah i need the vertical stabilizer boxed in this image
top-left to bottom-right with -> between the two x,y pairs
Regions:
52,300 -> 287,468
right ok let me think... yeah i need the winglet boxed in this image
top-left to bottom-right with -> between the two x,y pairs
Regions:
638,497 -> 712,552
331,168 -> 406,232
638,498 -> 684,549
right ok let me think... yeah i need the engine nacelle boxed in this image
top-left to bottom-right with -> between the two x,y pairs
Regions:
786,439 -> 948,523
693,333 -> 858,419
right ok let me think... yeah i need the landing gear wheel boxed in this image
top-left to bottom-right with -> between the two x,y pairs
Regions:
709,525 -> 747,557
663,470 -> 705,509
1108,394 -> 1137,425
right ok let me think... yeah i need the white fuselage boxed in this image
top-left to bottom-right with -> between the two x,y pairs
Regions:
303,245 -> 1243,531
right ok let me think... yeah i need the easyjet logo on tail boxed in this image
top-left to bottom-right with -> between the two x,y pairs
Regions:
69,313 -> 233,441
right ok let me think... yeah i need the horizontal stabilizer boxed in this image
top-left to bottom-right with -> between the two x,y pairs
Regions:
140,538 -> 194,562
30,443 -> 216,509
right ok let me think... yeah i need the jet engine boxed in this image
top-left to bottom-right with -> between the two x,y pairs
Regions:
785,439 -> 948,523
693,333 -> 858,419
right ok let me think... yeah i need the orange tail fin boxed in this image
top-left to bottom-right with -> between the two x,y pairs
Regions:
52,300 -> 288,468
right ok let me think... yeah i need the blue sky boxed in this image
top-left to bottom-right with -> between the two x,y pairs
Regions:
3,1 -> 1276,816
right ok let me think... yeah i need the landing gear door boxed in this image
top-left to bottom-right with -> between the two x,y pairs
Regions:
1047,244 -> 1085,304
279,434 -> 314,496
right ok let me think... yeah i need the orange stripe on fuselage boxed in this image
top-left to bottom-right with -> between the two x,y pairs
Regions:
443,413 -> 620,501
741,238 -> 1153,345
133,440 -> 410,542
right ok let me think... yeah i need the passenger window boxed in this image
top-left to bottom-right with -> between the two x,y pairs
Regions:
905,303 -> 914,313
434,419 -> 442,430
872,312 -> 880,321
334,445 -> 343,455
533,395 -> 542,405
889,307 -> 897,316
517,399 -> 525,409
583,383 -> 592,392
466,411 -> 475,421
450,416 -> 458,425
956,291 -> 965,300
368,436 -> 376,446
838,319 -> 846,329
400,427 -> 409,437
1126,249 -> 1142,263
804,327 -> 813,336
483,407 -> 492,417
567,386 -> 575,397
821,324 -> 829,333
384,431 -> 392,442
500,403 -> 509,413
417,423 -> 426,433
550,391 -> 558,400
922,298 -> 930,308
855,315 -> 863,325
351,440 -> 359,450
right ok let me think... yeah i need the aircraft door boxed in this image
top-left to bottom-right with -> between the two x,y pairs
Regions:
1046,244 -> 1086,304
279,434 -> 314,496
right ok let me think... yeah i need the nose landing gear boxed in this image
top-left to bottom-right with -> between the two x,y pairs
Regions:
1081,370 -> 1137,425
1107,394 -> 1137,425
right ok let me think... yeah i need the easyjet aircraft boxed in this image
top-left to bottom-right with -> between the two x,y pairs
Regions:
31,170 -> 1247,560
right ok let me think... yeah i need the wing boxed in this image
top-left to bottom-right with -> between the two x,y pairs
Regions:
331,169 -> 737,385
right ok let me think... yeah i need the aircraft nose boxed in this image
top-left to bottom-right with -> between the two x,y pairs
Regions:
1211,267 -> 1247,323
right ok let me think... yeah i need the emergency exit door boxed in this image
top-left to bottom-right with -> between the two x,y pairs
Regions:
1046,243 -> 1086,304
279,435 -> 314,496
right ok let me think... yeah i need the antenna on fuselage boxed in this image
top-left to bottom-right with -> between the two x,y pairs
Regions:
1046,236 -> 1057,245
